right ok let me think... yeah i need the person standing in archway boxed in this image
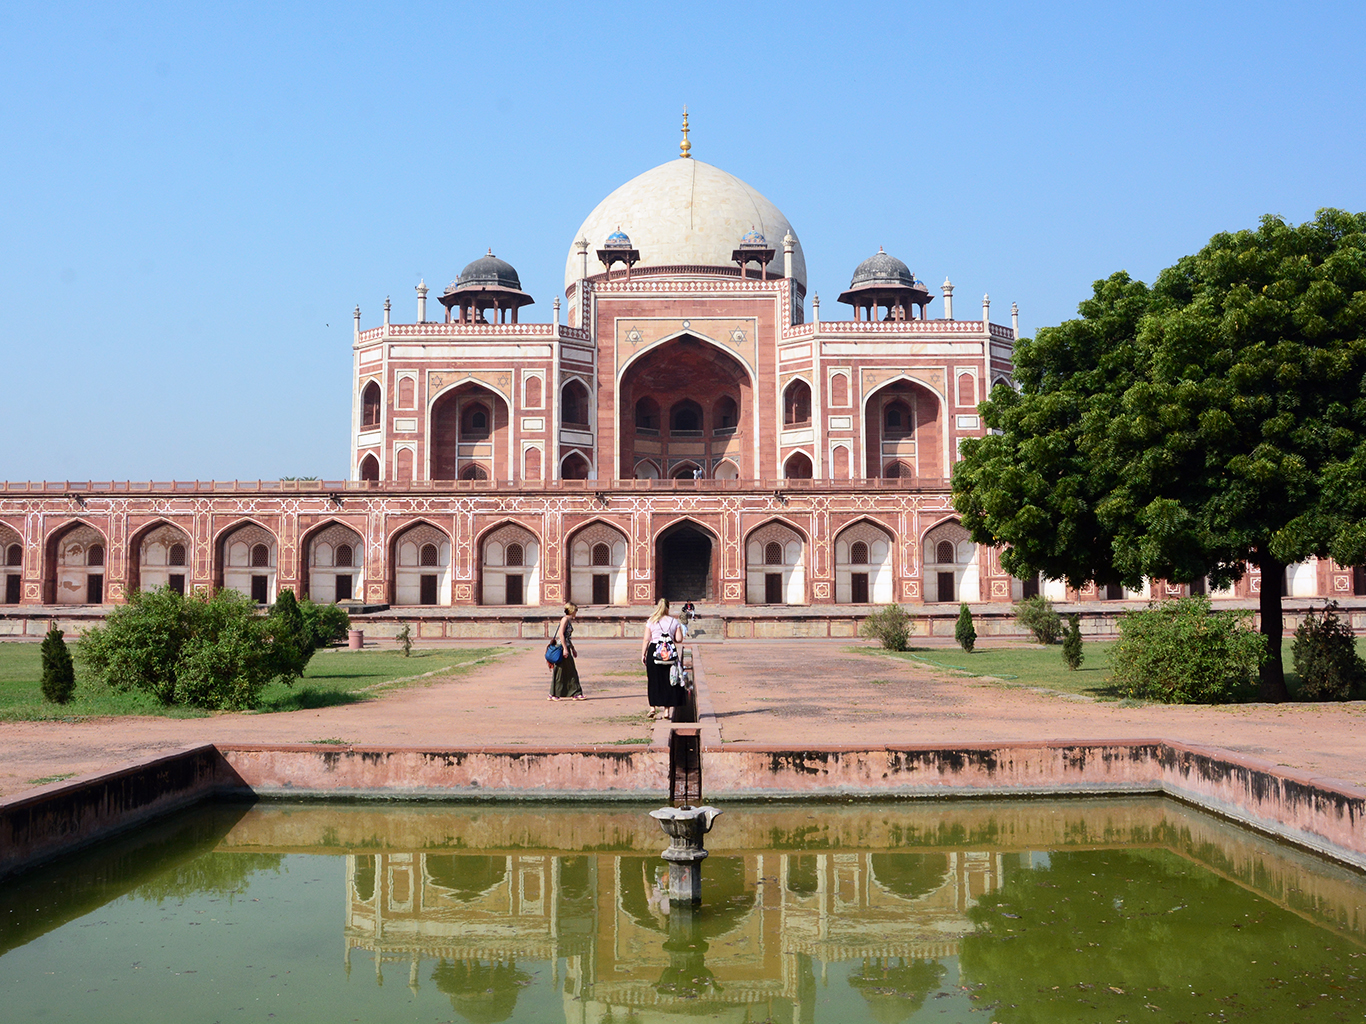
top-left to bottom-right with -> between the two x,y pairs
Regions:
641,598 -> 684,720
549,603 -> 584,700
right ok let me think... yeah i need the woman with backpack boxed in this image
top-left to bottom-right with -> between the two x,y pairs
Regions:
641,598 -> 684,720
547,602 -> 584,700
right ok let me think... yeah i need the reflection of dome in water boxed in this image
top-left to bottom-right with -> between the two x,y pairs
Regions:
425,855 -> 507,903
848,957 -> 948,1024
431,958 -> 530,1024
617,855 -> 755,939
869,853 -> 950,901
565,158 -> 806,292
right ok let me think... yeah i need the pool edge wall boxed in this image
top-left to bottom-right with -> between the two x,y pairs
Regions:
2,740 -> 1363,880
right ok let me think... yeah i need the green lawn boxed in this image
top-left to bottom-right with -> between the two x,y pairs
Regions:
0,641 -> 505,720
857,636 -> 1366,702
858,642 -> 1122,698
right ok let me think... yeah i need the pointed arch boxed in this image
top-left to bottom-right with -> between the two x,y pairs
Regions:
428,377 -> 511,481
477,519 -> 542,606
214,519 -> 279,604
44,518 -> 108,605
782,377 -> 812,427
862,375 -> 946,480
567,518 -> 630,606
361,379 -> 382,429
128,518 -> 194,595
358,453 -> 380,482
922,516 -> 978,603
561,451 -> 591,479
783,451 -> 813,479
654,516 -> 721,603
744,517 -> 808,605
834,516 -> 897,603
389,519 -> 453,606
301,518 -> 366,603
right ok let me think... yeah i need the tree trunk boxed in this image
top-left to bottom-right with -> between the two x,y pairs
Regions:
1256,551 -> 1289,702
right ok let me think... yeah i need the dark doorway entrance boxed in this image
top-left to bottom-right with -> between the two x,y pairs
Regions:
335,574 -> 353,601
850,572 -> 869,604
658,525 -> 712,602
169,574 -> 185,596
420,574 -> 438,605
6,575 -> 20,603
1021,573 -> 1040,599
1356,566 -> 1366,596
765,573 -> 783,604
505,574 -> 524,605
86,574 -> 104,604
592,574 -> 609,605
936,571 -> 954,603
250,575 -> 268,604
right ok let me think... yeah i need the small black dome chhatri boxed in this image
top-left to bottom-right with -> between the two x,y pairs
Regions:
850,248 -> 915,289
451,249 -> 523,292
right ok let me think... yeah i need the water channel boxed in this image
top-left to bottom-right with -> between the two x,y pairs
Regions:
1,797 -> 1363,1023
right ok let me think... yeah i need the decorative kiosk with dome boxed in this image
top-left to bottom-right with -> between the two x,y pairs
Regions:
5,113 -> 1340,625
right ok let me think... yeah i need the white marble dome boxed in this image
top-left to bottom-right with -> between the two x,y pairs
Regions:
565,158 -> 806,293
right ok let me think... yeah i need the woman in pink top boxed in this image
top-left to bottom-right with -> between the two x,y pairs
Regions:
640,598 -> 684,720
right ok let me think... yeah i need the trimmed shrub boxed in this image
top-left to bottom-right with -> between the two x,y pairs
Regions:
955,603 -> 976,653
1014,595 -> 1062,644
1061,613 -> 1083,670
395,623 -> 413,657
1293,602 -> 1365,701
265,589 -> 312,682
1111,596 -> 1264,704
79,586 -> 283,710
40,627 -> 76,703
860,604 -> 910,652
301,598 -> 351,650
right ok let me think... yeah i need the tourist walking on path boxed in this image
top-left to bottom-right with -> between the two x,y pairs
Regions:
641,598 -> 684,720
549,603 -> 584,700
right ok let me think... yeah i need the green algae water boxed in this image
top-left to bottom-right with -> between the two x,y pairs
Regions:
1,798 -> 1363,1024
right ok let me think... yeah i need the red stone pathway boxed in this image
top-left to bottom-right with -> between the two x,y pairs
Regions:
2,638 -> 1364,799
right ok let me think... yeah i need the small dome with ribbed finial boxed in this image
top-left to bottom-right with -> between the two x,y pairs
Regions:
850,248 -> 916,289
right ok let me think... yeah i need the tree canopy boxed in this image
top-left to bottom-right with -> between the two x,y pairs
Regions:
954,209 -> 1366,700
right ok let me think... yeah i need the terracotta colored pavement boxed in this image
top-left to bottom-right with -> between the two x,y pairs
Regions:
2,638 -> 1365,800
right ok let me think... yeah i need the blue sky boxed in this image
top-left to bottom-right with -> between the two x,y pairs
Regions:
3,1 -> 1362,481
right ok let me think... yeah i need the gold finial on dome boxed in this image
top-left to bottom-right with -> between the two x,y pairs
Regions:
679,105 -> 691,159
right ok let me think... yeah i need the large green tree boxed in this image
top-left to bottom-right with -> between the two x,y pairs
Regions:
954,210 -> 1366,701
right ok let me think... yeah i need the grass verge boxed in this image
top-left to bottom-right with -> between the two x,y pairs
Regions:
0,642 -> 505,720
854,642 -> 1123,698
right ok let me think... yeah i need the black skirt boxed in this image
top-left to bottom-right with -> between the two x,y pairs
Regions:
646,642 -> 684,707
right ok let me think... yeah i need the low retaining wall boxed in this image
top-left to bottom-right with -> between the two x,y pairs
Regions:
3,738 -> 1363,880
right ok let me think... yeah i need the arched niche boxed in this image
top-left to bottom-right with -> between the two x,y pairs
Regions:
561,452 -> 591,479
561,379 -> 590,427
361,380 -> 382,429
568,522 -> 629,606
655,519 -> 718,602
782,379 -> 811,426
619,335 -> 751,482
835,520 -> 895,603
391,522 -> 451,606
358,453 -> 379,482
783,451 -> 813,479
45,521 -> 109,605
429,382 -> 508,481
480,523 -> 540,606
745,521 -> 807,605
216,521 -> 278,605
864,379 -> 943,480
305,522 -> 365,603
0,523 -> 22,604
131,521 -> 193,596
923,519 -> 977,603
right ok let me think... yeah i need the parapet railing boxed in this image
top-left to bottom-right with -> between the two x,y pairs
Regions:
0,477 -> 951,495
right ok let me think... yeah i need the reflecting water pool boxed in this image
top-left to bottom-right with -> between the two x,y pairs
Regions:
1,797 -> 1364,1023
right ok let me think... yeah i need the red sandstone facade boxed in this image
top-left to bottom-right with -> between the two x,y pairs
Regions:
3,148 -> 1362,613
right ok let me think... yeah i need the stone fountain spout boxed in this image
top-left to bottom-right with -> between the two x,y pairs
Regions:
649,805 -> 722,905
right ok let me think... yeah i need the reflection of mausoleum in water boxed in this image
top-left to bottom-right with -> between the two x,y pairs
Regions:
342,847 -> 1000,1022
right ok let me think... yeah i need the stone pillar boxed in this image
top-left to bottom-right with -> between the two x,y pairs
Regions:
942,278 -> 954,320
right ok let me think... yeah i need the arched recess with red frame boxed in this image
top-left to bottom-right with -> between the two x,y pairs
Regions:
619,333 -> 753,481
833,516 -> 897,604
389,519 -> 452,607
429,380 -> 509,481
744,518 -> 809,605
0,521 -> 23,605
213,519 -> 279,605
864,377 -> 944,480
128,519 -> 194,596
301,519 -> 366,603
476,519 -> 541,606
43,519 -> 108,605
654,516 -> 721,603
566,519 -> 630,606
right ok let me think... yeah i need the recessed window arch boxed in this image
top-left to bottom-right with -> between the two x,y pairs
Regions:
669,399 -> 703,433
6,543 -> 21,567
395,447 -> 414,482
562,380 -> 590,427
506,543 -> 524,567
420,543 -> 440,567
783,452 -> 813,479
712,395 -> 739,432
460,463 -> 489,481
671,461 -> 701,480
764,541 -> 783,565
957,372 -> 977,407
87,544 -> 105,567
359,453 -> 379,482
591,542 -> 611,567
830,372 -> 849,407
783,380 -> 811,426
883,460 -> 913,479
335,544 -> 353,567
397,376 -> 416,408
251,544 -> 270,568
634,459 -> 660,480
562,452 -> 590,479
523,374 -> 542,408
850,541 -> 869,565
936,540 -> 955,564
635,396 -> 660,431
884,398 -> 913,436
168,543 -> 187,567
361,381 -> 381,428
461,401 -> 491,440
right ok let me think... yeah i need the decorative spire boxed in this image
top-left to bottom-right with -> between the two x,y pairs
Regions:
680,105 -> 691,159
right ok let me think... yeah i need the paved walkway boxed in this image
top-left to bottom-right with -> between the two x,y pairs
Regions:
3,638 -> 1365,799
